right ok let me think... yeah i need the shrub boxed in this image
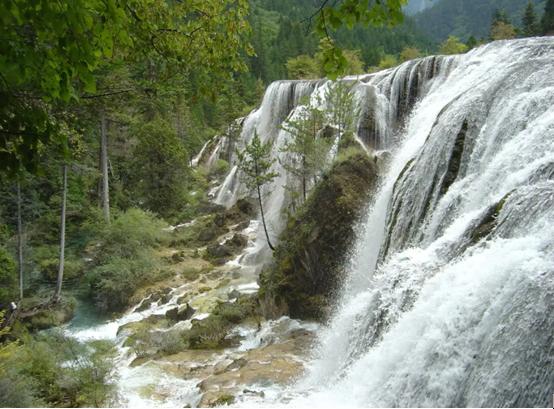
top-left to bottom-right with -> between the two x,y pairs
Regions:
208,159 -> 230,179
39,257 -> 83,282
0,332 -> 116,407
182,296 -> 258,349
86,209 -> 169,312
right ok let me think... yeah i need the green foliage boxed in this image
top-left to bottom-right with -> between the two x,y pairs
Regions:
491,21 -> 517,40
325,81 -> 359,153
22,298 -> 76,331
281,100 -> 329,203
286,44 -> 365,80
0,0 -> 130,174
379,54 -> 400,69
286,55 -> 321,79
399,46 -> 422,62
0,332 -> 116,407
236,131 -> 279,249
259,152 -> 378,320
522,1 -> 541,36
0,247 -> 16,307
340,49 -> 366,74
439,36 -> 469,55
209,159 -> 231,180
130,118 -> 189,220
313,0 -> 407,78
466,36 -> 479,49
86,209 -> 169,312
543,0 -> 554,33
237,133 -> 279,193
182,296 -> 258,349
0,0 -> 252,175
414,0 -> 544,42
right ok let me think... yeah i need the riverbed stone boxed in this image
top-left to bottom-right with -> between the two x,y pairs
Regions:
165,303 -> 196,322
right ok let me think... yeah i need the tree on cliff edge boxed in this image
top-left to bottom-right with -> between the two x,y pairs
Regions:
237,133 -> 279,251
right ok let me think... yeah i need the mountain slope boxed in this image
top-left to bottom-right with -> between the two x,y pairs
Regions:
404,0 -> 436,15
415,0 -> 545,41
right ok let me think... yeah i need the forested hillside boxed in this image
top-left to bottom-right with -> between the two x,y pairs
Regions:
248,0 -> 432,81
415,0 -> 546,41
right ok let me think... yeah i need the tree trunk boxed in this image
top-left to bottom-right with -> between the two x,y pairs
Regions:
257,183 -> 275,251
16,181 -> 23,300
100,110 -> 110,224
53,164 -> 67,302
254,157 -> 275,251
302,155 -> 307,202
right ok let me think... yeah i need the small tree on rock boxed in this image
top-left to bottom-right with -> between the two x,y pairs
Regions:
325,81 -> 358,157
281,100 -> 328,203
236,132 -> 279,251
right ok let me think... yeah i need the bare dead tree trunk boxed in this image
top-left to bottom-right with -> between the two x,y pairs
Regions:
53,164 -> 67,302
100,111 -> 110,224
16,181 -> 23,300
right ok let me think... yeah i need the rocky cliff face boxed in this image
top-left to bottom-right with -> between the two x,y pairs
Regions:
259,151 -> 379,320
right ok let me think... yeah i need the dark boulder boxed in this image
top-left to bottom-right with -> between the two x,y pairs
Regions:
206,244 -> 233,259
165,303 -> 195,321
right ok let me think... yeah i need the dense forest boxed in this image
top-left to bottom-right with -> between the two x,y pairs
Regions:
1,0 -> 553,407
414,0 -> 547,41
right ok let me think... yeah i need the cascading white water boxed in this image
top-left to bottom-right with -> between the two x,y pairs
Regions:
209,55 -> 449,270
282,38 -> 554,408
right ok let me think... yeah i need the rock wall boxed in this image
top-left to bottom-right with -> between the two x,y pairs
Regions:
259,151 -> 378,320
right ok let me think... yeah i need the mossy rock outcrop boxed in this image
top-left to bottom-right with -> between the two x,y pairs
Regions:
259,152 -> 378,321
20,297 -> 76,331
182,295 -> 260,349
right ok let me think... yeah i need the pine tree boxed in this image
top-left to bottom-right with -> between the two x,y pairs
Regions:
281,100 -> 328,203
542,0 -> 554,34
492,9 -> 511,25
325,82 -> 358,157
236,132 -> 279,251
466,36 -> 478,49
523,2 -> 540,37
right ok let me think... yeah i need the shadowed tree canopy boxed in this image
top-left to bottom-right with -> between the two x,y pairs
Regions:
0,0 -> 252,176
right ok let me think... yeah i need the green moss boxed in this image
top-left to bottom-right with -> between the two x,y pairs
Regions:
259,152 -> 378,320
182,295 -> 259,349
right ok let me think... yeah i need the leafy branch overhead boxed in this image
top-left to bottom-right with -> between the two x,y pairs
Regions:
310,0 -> 407,78
0,0 -> 252,175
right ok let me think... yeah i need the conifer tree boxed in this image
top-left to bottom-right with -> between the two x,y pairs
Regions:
542,0 -> 554,34
281,100 -> 328,203
325,82 -> 358,157
523,1 -> 540,37
236,132 -> 279,251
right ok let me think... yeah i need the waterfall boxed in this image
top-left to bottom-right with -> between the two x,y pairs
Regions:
286,38 -> 554,408
210,56 -> 456,269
